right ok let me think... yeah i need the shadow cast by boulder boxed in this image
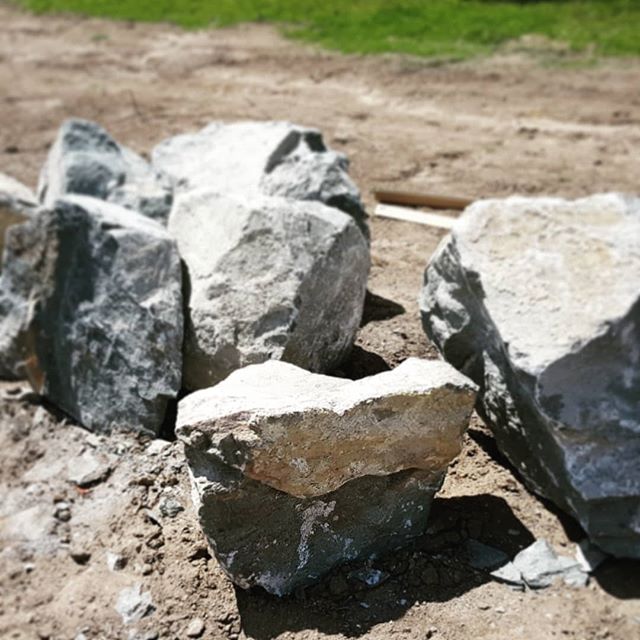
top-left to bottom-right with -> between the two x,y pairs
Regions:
594,558 -> 640,599
334,345 -> 391,380
360,290 -> 405,327
235,494 -> 533,639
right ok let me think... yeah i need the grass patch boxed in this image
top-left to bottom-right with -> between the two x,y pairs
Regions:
14,1 -> 640,60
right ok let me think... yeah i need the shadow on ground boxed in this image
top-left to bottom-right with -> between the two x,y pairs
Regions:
360,290 -> 405,327
469,425 -> 640,600
235,494 -> 534,639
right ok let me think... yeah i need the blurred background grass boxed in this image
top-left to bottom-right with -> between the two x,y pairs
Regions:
13,1 -> 640,59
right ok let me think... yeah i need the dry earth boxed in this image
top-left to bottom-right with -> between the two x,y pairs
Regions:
1,5 -> 640,640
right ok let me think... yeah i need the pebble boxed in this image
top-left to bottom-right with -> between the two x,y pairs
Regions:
159,496 -> 184,518
67,451 -> 111,488
185,617 -> 205,638
107,551 -> 127,572
69,548 -> 91,565
115,583 -> 155,625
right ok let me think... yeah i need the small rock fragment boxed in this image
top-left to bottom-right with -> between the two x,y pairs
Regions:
158,496 -> 183,518
490,562 -> 525,589
115,584 -> 155,625
145,439 -> 171,456
185,618 -> 205,638
53,502 -> 71,522
67,451 -> 111,488
107,551 -> 127,572
466,539 -> 509,570
348,567 -> 389,588
511,539 -> 589,589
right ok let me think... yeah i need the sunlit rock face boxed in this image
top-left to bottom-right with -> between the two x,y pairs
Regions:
420,193 -> 640,558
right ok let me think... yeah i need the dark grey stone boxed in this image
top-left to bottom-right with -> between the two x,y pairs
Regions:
39,119 -> 173,223
0,195 -> 183,434
185,442 -> 442,596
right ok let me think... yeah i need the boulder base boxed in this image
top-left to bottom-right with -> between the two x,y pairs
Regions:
420,193 -> 640,557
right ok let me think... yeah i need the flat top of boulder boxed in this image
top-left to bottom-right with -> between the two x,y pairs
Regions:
178,357 -> 474,423
451,193 -> 640,374
152,120 -> 323,192
177,358 -> 476,497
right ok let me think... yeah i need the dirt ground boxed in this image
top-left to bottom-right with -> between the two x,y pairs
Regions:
1,4 -> 640,640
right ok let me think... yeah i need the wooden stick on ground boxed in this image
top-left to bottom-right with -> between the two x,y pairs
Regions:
374,204 -> 457,229
373,188 -> 473,211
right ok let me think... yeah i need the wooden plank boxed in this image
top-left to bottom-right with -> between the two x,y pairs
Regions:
374,188 -> 473,211
374,203 -> 457,229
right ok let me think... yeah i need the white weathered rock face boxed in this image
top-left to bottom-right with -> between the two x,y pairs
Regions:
38,119 -> 173,223
0,172 -> 38,275
420,193 -> 640,558
152,121 -> 368,235
0,195 -> 183,433
177,358 -> 477,594
169,190 -> 369,390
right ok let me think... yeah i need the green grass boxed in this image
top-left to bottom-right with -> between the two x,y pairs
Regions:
14,1 -> 640,60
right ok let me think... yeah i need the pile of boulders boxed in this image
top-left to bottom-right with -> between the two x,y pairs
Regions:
0,117 -> 478,594
1,117 -> 638,596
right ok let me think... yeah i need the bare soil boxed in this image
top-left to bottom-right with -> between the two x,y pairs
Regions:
1,5 -> 639,640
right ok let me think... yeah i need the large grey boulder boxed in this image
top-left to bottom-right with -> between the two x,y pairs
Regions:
176,358 -> 477,594
420,193 -> 640,558
0,195 -> 183,433
169,190 -> 369,391
152,121 -> 368,236
0,171 -> 38,273
38,119 -> 173,223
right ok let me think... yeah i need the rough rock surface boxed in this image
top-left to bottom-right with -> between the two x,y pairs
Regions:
152,120 -> 368,235
169,190 -> 369,390
38,119 -> 173,223
0,201 -> 46,379
0,195 -> 183,433
0,171 -> 37,272
176,358 -> 477,595
420,193 -> 640,558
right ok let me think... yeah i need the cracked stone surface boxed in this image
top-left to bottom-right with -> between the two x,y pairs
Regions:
169,190 -> 369,390
0,195 -> 183,434
38,118 -> 173,223
152,120 -> 368,236
176,358 -> 477,594
0,171 -> 38,275
420,193 -> 640,557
